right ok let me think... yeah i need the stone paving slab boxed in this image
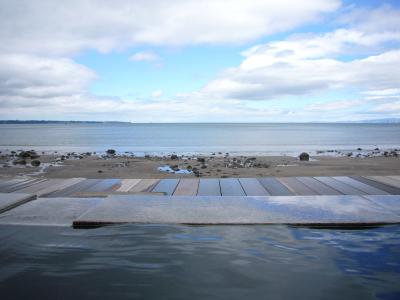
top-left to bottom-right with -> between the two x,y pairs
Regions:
0,193 -> 37,214
73,195 -> 400,228
0,197 -> 101,226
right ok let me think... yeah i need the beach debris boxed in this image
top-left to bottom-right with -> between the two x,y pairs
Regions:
299,152 -> 310,161
31,160 -> 41,167
158,165 -> 192,174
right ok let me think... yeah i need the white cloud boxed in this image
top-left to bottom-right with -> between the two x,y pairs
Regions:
0,54 -> 95,98
304,99 -> 362,111
129,51 -> 159,62
151,90 -> 164,98
372,101 -> 400,114
0,0 -> 339,55
201,5 -> 400,101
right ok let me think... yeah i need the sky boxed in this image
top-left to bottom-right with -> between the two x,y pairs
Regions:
0,0 -> 399,122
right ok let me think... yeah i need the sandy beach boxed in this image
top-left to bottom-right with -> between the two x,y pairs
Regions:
1,150 -> 400,179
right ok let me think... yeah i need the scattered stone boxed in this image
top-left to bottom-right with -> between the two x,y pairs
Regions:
98,170 -> 103,173
31,160 -> 41,167
170,165 -> 180,171
197,157 -> 205,163
13,159 -> 26,165
299,152 -> 310,161
170,154 -> 178,160
357,148 -> 362,151
201,165 -> 207,169
18,150 -> 39,159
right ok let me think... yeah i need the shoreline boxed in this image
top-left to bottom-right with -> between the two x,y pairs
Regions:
1,145 -> 399,158
1,148 -> 400,179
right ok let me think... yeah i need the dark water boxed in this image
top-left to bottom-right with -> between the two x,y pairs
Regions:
0,224 -> 399,300
1,123 -> 400,155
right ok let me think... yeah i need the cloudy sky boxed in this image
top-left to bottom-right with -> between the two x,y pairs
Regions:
0,0 -> 399,122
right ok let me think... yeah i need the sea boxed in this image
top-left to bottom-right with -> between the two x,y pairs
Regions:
0,123 -> 400,156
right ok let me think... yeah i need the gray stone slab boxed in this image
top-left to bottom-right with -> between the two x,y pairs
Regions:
239,178 -> 270,196
366,176 -> 400,189
0,197 -> 101,226
173,179 -> 199,196
363,195 -> 400,215
197,179 -> 221,196
17,179 -> 62,193
85,179 -> 121,192
352,176 -> 400,195
0,178 -> 27,189
314,177 -> 366,195
333,176 -> 389,195
0,193 -> 37,214
258,178 -> 294,196
220,179 -> 245,196
296,177 -> 342,195
0,178 -> 46,193
151,179 -> 180,195
46,179 -> 102,197
73,195 -> 400,227
278,177 -> 318,195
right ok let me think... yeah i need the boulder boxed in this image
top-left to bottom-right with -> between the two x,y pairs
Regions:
197,157 -> 205,163
31,160 -> 41,167
13,159 -> 26,165
18,150 -> 39,159
170,154 -> 178,160
106,149 -> 116,155
299,152 -> 310,161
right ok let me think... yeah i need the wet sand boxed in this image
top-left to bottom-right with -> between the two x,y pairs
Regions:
1,153 -> 400,179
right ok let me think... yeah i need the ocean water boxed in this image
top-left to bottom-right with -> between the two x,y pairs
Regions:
0,224 -> 399,299
0,123 -> 400,156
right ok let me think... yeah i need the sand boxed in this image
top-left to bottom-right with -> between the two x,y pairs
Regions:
1,153 -> 400,179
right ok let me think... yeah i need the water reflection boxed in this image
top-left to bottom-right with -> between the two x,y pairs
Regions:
0,224 -> 399,299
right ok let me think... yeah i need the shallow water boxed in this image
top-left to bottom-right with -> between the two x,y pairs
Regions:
0,224 -> 399,299
1,123 -> 400,155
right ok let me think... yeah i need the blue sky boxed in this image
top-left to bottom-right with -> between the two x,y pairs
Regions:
0,0 -> 399,122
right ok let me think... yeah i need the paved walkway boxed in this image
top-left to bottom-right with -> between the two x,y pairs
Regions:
1,176 -> 400,197
0,176 -> 399,227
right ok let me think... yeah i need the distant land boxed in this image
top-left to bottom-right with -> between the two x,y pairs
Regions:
0,120 -> 131,124
0,118 -> 399,124
350,118 -> 400,124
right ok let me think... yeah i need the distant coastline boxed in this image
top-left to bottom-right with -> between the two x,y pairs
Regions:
0,118 -> 400,124
0,120 -> 131,124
